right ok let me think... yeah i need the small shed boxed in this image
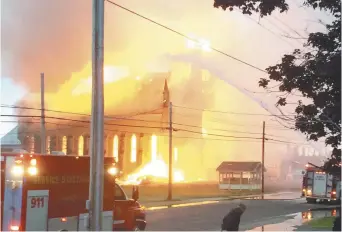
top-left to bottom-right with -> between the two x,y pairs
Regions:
216,161 -> 265,190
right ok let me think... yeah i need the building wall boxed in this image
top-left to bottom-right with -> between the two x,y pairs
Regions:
19,128 -> 162,176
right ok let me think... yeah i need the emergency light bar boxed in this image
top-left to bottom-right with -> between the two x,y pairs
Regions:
11,158 -> 38,176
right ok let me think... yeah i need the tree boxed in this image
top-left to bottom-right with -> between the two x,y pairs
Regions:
213,0 -> 341,174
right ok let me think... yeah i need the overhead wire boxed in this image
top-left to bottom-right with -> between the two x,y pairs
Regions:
244,15 -> 298,48
2,114 -> 264,140
2,105 -> 328,144
0,105 -> 281,135
172,105 -> 338,126
172,104 -> 297,117
0,120 -> 313,146
1,104 -> 163,120
0,104 -> 297,133
104,0 -> 267,73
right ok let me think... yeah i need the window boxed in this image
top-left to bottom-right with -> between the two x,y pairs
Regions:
131,134 -> 137,163
29,136 -> 35,154
151,134 -> 157,161
78,136 -> 84,156
174,147 -> 178,162
242,172 -> 250,178
114,184 -> 127,200
233,173 -> 241,178
113,135 -> 119,162
46,136 -> 51,154
62,136 -> 67,154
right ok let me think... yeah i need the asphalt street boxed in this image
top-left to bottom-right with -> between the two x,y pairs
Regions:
145,192 -> 327,231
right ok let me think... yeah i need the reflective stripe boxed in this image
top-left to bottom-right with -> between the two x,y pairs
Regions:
136,219 -> 145,222
113,220 -> 125,225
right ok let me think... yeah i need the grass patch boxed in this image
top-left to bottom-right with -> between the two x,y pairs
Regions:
307,217 -> 335,228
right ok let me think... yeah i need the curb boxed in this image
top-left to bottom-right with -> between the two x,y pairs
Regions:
142,194 -> 263,209
141,192 -> 302,209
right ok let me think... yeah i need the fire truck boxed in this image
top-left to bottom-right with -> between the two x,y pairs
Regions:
1,152 -> 146,231
301,163 -> 341,203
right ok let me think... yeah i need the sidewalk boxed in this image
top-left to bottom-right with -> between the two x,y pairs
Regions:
141,194 -> 263,208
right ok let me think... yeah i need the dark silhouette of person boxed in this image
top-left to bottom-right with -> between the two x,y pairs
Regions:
221,203 -> 247,231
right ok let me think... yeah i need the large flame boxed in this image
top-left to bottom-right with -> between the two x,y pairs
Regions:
123,157 -> 185,185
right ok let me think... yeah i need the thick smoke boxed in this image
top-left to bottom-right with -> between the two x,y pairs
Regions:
1,0 -> 93,91
1,0 -> 212,92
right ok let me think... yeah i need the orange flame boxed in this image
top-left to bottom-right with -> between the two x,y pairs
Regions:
123,158 -> 184,185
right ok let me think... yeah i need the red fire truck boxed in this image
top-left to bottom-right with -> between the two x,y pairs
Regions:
1,152 -> 146,231
301,163 -> 341,203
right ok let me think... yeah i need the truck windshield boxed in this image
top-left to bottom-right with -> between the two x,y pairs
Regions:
115,184 -> 127,200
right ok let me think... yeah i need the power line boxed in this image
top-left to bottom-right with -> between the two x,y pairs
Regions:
173,105 -> 337,126
1,120 -> 310,145
3,114 -> 264,140
0,120 -> 260,143
175,128 -> 262,140
173,104 -> 296,117
2,107 -> 328,144
2,118 -> 313,144
173,112 -> 295,130
104,0 -> 267,73
1,104 -> 162,120
0,105 -> 269,135
245,15 -> 297,48
173,121 -> 264,136
0,104 -> 298,133
1,114 -> 165,130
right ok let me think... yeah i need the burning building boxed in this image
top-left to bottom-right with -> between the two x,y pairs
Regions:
15,61 -> 217,183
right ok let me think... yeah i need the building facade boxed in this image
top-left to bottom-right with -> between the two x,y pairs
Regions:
15,63 -> 217,178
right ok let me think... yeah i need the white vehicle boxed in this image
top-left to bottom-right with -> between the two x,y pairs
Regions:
302,164 -> 341,203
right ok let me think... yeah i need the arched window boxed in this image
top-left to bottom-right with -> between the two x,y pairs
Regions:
113,135 -> 119,162
46,136 -> 51,154
78,136 -> 84,156
131,134 -> 137,163
29,136 -> 35,154
62,136 -> 67,154
151,134 -> 157,161
174,147 -> 178,162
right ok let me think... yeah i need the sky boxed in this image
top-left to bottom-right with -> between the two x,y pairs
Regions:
0,0 -> 333,156
0,77 -> 27,138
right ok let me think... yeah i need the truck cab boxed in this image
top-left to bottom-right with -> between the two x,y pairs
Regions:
1,152 -> 146,231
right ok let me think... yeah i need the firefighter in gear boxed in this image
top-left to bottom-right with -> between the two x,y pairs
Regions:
221,203 -> 246,231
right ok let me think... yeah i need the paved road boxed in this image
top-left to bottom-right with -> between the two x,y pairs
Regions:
145,192 -> 327,231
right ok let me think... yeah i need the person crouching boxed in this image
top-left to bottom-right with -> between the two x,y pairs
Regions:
221,203 -> 247,231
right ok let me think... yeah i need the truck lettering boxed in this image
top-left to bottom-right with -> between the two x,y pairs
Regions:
29,175 -> 89,184
31,197 -> 44,208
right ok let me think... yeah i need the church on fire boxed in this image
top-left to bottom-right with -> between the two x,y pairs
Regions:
15,63 -> 216,178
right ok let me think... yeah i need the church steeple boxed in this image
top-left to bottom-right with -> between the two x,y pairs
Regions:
163,78 -> 170,108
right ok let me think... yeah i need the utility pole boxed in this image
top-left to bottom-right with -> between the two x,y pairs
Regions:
261,121 -> 265,198
40,73 -> 46,154
88,0 -> 105,231
167,101 -> 173,200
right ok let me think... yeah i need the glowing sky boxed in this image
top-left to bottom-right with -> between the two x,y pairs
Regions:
0,0 -> 333,154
